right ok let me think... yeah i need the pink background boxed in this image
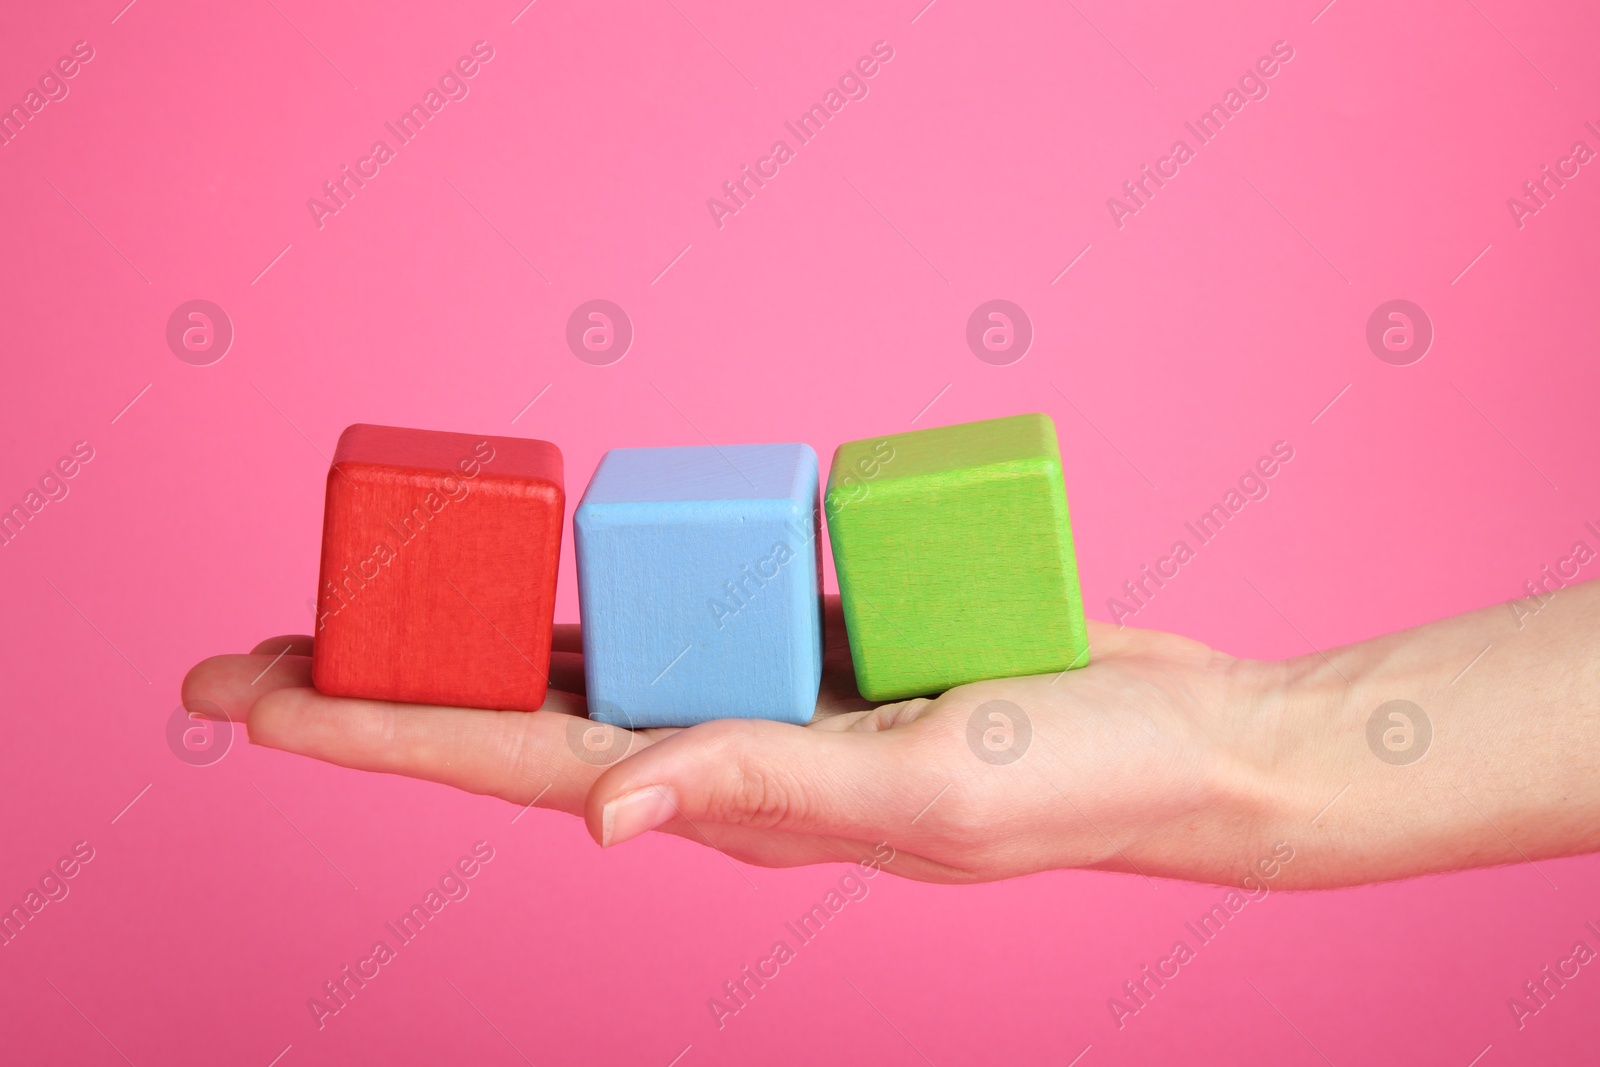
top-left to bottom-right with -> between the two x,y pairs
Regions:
3,0 -> 1598,1063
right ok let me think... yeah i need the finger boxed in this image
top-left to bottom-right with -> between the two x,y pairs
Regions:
183,653 -> 314,720
184,652 -> 584,719
251,635 -> 313,656
242,682 -> 966,881
584,717 -> 945,848
249,687 -> 607,815
690,829 -> 981,884
639,820 -> 968,882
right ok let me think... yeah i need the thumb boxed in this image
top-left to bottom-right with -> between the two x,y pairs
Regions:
584,717 -> 933,848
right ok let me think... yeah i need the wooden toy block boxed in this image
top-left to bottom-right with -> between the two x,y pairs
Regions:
824,413 -> 1088,701
312,424 -> 563,712
575,444 -> 823,728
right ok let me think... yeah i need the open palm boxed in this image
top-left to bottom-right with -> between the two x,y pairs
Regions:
184,596 -> 1271,884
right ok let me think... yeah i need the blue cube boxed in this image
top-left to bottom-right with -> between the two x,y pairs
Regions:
574,443 -> 823,728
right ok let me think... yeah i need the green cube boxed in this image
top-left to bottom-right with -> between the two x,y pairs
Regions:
824,413 -> 1089,701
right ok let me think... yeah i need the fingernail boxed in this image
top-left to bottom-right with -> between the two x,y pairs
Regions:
601,785 -> 678,847
184,699 -> 227,721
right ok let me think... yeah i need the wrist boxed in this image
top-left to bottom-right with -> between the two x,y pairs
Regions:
1212,654 -> 1333,886
1245,643 -> 1486,889
1113,652 -> 1328,889
1241,653 -> 1370,888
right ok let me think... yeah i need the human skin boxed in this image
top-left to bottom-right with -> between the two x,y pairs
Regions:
181,582 -> 1600,889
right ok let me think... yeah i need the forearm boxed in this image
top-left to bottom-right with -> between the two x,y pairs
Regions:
1256,579 -> 1600,888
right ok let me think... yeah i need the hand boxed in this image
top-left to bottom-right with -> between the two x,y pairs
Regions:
181,596 -> 1293,885
183,583 -> 1600,888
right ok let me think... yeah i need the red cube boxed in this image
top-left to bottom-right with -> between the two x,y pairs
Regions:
312,424 -> 564,711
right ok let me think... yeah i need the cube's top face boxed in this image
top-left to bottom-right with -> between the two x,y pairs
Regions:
825,413 -> 1059,509
332,424 -> 563,498
578,443 -> 817,520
